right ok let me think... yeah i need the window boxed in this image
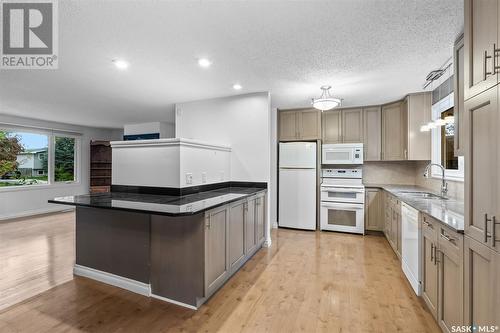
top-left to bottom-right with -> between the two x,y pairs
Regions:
0,127 -> 80,189
54,136 -> 76,182
431,94 -> 464,181
0,130 -> 48,187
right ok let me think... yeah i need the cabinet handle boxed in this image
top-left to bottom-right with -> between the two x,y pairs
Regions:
206,217 -> 211,229
484,50 -> 493,80
431,243 -> 435,262
492,216 -> 499,247
485,213 -> 493,243
423,219 -> 434,229
440,233 -> 455,244
434,248 -> 441,265
493,44 -> 500,74
404,149 -> 407,159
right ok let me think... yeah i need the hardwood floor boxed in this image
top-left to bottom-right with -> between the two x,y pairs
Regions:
0,215 -> 439,333
0,211 -> 75,311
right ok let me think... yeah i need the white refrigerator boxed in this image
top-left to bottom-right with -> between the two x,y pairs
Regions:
278,142 -> 317,230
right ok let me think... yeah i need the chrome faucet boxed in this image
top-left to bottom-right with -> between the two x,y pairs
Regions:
423,163 -> 448,197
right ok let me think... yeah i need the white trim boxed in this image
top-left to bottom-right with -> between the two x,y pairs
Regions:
110,138 -> 231,152
74,264 -> 150,296
0,207 -> 74,221
150,293 -> 198,310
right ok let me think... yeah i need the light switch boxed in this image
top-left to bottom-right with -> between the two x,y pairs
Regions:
186,173 -> 193,185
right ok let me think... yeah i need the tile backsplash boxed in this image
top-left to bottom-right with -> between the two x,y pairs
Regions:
362,160 -> 464,201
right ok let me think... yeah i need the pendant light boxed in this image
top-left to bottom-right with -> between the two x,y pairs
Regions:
312,86 -> 342,111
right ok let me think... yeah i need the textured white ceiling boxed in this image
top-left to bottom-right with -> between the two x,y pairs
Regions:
0,0 -> 463,128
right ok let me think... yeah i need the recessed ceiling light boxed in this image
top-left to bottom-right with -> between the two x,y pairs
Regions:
233,84 -> 242,90
113,59 -> 129,70
198,58 -> 212,68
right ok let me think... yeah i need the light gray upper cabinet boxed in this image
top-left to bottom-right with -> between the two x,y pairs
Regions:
342,108 -> 363,143
363,106 -> 382,161
382,101 -> 407,160
204,206 -> 229,296
245,198 -> 257,255
228,201 -> 246,273
322,109 -> 342,143
464,86 -> 499,251
464,0 -> 499,100
454,36 -> 466,156
279,109 -> 321,141
405,93 -> 431,160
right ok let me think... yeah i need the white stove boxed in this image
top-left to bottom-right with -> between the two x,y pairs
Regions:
320,168 -> 365,234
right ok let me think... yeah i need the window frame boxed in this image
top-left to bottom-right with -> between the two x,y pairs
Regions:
430,92 -> 464,182
0,125 -> 81,191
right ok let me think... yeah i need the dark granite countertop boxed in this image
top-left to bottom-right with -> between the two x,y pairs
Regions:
364,184 -> 464,233
49,187 -> 266,216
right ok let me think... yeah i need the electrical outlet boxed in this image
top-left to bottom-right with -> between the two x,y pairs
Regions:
201,172 -> 207,183
185,173 -> 193,185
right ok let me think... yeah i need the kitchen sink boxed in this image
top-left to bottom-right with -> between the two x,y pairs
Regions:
399,191 -> 448,200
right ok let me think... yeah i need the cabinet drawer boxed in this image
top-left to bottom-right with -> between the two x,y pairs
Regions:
438,225 -> 464,258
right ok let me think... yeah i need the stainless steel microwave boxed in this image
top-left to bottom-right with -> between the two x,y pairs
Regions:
322,143 -> 363,165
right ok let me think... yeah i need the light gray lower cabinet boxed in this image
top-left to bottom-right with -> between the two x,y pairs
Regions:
204,205 -> 230,297
365,188 -> 383,231
256,194 -> 266,243
229,201 -> 246,273
245,197 -> 258,255
205,193 -> 267,298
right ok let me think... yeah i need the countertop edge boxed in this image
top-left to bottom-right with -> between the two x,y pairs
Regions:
48,188 -> 267,217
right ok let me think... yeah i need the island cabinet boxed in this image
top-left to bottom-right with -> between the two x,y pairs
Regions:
464,0 -> 499,100
278,109 -> 321,141
322,108 -> 363,144
229,201 -> 246,272
420,214 -> 464,332
205,206 -> 230,296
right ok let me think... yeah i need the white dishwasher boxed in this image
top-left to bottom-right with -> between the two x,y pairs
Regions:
401,202 -> 421,295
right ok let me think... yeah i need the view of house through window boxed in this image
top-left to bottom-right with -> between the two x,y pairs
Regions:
440,108 -> 458,170
0,130 -> 49,187
55,136 -> 76,182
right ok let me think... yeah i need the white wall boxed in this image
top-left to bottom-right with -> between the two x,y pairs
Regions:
175,92 -> 272,245
0,114 -> 122,220
175,92 -> 271,182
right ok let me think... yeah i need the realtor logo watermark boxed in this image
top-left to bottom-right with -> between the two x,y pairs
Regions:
0,0 -> 58,69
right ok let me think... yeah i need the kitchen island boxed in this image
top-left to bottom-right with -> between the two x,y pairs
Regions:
49,183 -> 267,309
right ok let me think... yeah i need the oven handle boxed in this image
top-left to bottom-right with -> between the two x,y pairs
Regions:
321,188 -> 364,193
321,202 -> 364,210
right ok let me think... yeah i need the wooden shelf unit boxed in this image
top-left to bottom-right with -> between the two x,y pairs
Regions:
90,141 -> 112,193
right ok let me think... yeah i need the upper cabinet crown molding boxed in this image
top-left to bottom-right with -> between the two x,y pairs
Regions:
464,0 -> 499,101
278,108 -> 321,141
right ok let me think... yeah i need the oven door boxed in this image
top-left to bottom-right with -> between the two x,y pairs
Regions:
320,202 -> 365,234
321,186 -> 365,203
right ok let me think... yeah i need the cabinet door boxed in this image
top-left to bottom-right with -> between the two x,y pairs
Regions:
464,0 -> 498,100
279,111 -> 298,141
437,227 -> 464,333
256,195 -> 266,244
382,102 -> 407,160
298,109 -> 321,140
322,110 -> 342,143
464,87 -> 499,249
422,216 -> 438,318
363,106 -> 381,161
454,36 -> 466,156
229,201 -> 246,273
245,198 -> 257,255
365,189 -> 383,231
205,207 -> 229,296
464,236 -> 500,329
342,108 -> 363,143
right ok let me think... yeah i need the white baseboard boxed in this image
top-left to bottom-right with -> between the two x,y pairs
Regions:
150,293 -> 197,310
0,207 -> 74,221
74,264 -> 150,296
